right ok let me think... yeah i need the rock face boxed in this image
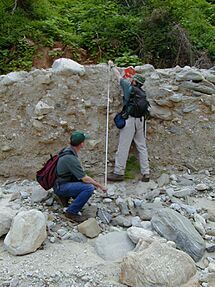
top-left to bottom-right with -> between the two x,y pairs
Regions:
4,209 -> 47,255
120,240 -> 196,287
151,208 -> 205,262
0,61 -> 214,179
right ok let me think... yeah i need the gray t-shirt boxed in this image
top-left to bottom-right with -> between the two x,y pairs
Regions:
56,147 -> 85,183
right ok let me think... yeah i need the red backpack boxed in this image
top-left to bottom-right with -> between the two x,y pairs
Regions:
36,148 -> 74,190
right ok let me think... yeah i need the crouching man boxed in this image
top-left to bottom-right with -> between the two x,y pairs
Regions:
54,130 -> 107,222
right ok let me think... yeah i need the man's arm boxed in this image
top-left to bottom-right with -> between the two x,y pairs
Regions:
108,60 -> 122,82
82,175 -> 107,193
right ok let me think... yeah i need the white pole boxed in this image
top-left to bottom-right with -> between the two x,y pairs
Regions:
144,117 -> 147,138
104,65 -> 111,187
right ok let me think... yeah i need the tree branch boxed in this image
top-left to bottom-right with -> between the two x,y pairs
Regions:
11,0 -> 18,14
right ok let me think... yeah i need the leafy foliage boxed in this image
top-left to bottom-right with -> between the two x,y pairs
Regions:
0,0 -> 214,74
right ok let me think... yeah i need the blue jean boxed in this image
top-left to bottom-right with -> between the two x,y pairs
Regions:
54,182 -> 94,214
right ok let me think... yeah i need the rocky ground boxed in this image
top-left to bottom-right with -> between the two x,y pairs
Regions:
0,168 -> 215,287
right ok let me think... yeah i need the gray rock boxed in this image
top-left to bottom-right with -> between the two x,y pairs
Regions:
94,231 -> 135,261
176,67 -> 204,82
69,231 -> 87,243
170,187 -> 195,198
181,80 -> 215,95
151,208 -> 205,261
157,173 -> 170,187
206,245 -> 215,252
137,203 -> 164,220
169,93 -> 183,103
111,215 -> 132,227
31,188 -> 48,203
97,209 -> 112,224
149,104 -> 172,120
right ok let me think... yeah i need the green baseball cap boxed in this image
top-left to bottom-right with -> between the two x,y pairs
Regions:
132,74 -> 145,85
70,130 -> 90,146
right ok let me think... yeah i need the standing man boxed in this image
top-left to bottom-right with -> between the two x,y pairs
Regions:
107,60 -> 150,182
54,130 -> 107,222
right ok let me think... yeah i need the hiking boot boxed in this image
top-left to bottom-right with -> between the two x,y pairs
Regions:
141,174 -> 150,182
55,195 -> 69,207
65,212 -> 87,223
107,172 -> 124,182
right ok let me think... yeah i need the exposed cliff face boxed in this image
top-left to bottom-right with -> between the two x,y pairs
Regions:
0,59 -> 214,179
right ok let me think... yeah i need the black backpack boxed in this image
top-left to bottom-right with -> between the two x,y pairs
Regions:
126,86 -> 150,118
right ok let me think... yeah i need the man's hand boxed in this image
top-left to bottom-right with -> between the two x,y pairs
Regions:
100,185 -> 108,193
108,60 -> 121,81
82,175 -> 107,193
108,60 -> 114,66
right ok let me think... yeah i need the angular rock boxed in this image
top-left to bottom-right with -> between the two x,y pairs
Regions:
97,208 -> 112,224
120,240 -> 196,287
78,218 -> 101,238
167,187 -> 195,198
151,208 -> 205,261
31,188 -> 48,203
4,209 -> 47,255
35,100 -> 54,116
137,203 -> 164,220
150,103 -> 172,120
52,58 -> 85,75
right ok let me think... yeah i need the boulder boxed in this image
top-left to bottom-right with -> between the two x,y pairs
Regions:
151,208 -> 205,261
94,231 -> 135,261
120,240 -> 196,287
4,209 -> 47,255
52,58 -> 85,75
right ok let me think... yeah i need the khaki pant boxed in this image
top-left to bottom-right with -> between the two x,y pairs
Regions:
114,116 -> 149,176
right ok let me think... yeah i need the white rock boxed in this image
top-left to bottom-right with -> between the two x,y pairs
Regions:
52,58 -> 85,76
127,226 -> 154,244
4,209 -> 47,255
195,183 -> 209,191
35,100 -> 54,116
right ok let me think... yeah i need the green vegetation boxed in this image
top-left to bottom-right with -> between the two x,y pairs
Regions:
0,0 -> 214,74
125,155 -> 140,180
